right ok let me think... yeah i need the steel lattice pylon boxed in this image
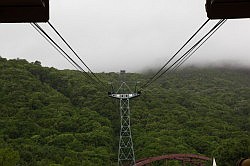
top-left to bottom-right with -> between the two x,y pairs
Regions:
118,97 -> 135,166
109,76 -> 140,166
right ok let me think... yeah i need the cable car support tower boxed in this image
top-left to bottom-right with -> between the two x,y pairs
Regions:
108,70 -> 140,166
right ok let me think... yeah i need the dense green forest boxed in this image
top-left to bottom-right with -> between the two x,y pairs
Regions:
0,57 -> 249,166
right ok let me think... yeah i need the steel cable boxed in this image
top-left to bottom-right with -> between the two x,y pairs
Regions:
140,19 -> 210,89
141,19 -> 225,90
47,22 -> 107,87
31,22 -> 100,86
172,19 -> 227,71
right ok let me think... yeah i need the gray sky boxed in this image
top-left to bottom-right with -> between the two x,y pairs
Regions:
1,0 -> 250,72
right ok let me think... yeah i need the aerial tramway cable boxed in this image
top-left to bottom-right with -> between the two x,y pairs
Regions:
140,19 -> 210,90
141,19 -> 226,90
31,23 -> 101,86
31,23 -> 79,70
47,22 -> 106,87
151,19 -> 226,83
172,19 -> 227,72
31,18 -> 225,91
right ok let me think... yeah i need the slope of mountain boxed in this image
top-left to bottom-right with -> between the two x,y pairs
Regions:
0,57 -> 249,166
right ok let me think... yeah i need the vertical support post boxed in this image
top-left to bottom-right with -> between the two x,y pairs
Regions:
118,97 -> 135,166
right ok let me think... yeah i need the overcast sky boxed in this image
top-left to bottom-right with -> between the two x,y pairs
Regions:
0,0 -> 250,72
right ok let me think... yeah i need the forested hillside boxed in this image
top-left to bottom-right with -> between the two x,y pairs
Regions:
0,57 -> 249,166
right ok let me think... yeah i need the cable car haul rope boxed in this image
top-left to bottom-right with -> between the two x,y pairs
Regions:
140,19 -> 227,91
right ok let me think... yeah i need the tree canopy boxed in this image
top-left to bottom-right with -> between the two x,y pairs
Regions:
0,57 -> 249,165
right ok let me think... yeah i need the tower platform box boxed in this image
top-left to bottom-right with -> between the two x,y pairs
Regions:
0,0 -> 49,23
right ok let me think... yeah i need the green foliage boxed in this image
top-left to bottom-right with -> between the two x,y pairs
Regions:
0,58 -> 114,165
0,147 -> 20,166
0,57 -> 249,165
